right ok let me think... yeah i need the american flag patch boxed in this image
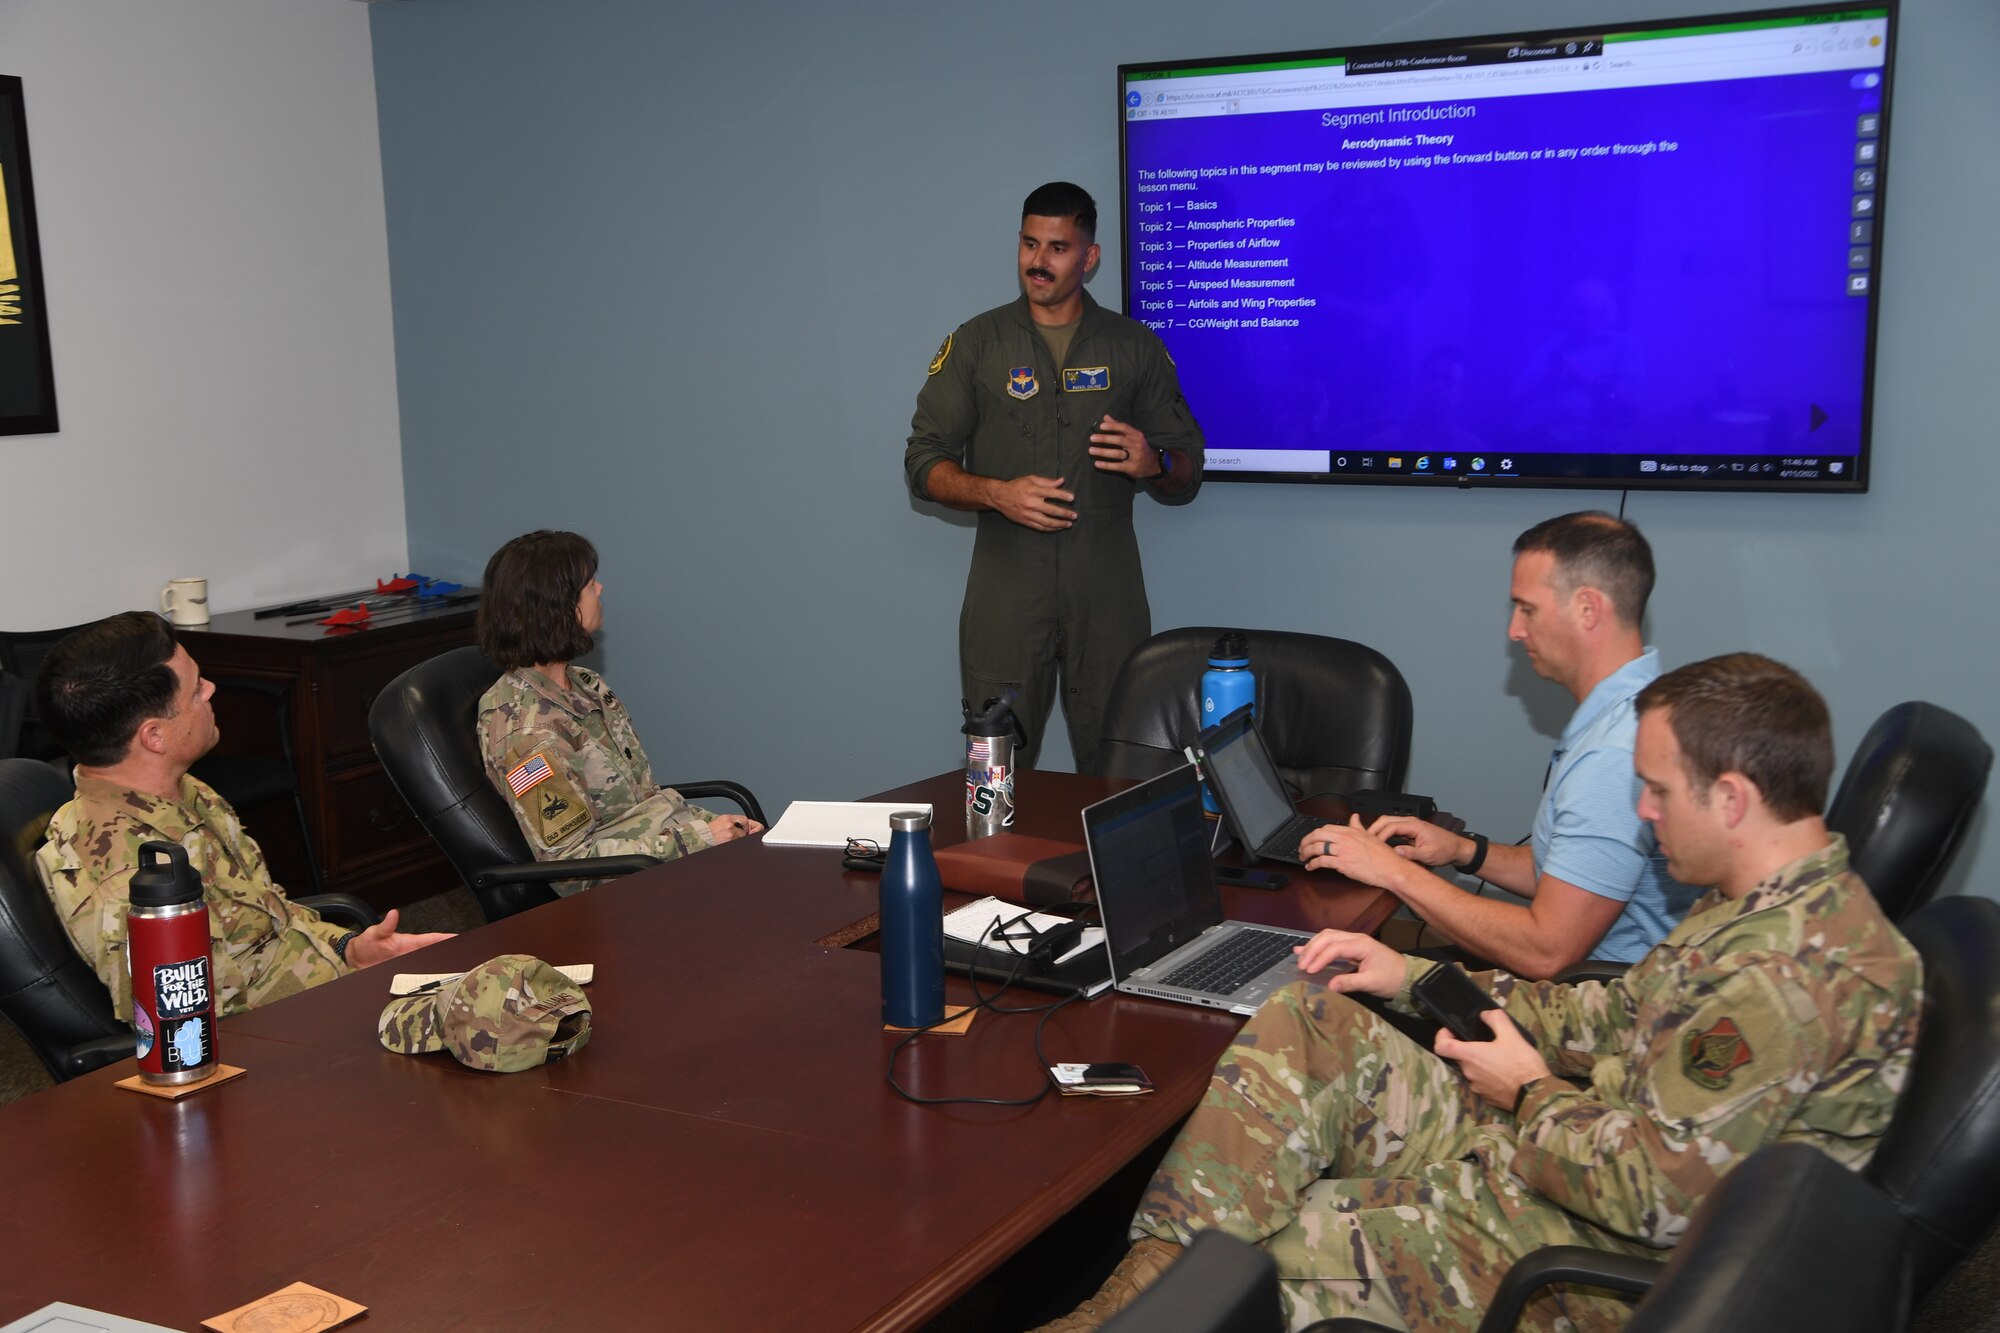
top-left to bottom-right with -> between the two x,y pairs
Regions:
968,738 -> 992,764
507,754 -> 554,797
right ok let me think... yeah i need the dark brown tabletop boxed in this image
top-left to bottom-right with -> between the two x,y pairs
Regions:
0,769 -> 1394,1331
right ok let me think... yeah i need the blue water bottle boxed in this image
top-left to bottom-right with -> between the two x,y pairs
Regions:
881,809 -> 945,1028
1199,632 -> 1255,813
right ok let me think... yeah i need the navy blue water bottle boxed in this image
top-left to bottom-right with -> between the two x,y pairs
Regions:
1199,632 -> 1255,813
881,810 -> 945,1028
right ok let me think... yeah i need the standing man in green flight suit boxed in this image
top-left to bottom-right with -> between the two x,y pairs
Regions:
905,181 -> 1205,772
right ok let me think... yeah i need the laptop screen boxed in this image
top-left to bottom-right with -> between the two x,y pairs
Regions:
1199,707 -> 1298,846
1082,765 -> 1224,981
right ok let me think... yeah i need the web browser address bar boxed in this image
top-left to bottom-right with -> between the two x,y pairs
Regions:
1176,63 -> 1579,100
1316,65 -> 1531,94
1154,80 -> 1346,104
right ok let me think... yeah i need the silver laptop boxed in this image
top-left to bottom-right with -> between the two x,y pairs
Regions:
1082,764 -> 1337,1015
1193,703 -> 1319,866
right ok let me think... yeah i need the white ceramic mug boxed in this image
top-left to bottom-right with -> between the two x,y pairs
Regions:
160,577 -> 210,627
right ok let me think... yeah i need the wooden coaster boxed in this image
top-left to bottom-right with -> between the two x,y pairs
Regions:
115,1063 -> 247,1100
203,1281 -> 364,1332
884,1004 -> 976,1036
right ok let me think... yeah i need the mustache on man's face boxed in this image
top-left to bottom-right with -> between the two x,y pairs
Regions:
1027,268 -> 1054,282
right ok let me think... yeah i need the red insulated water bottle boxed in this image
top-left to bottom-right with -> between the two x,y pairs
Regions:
127,840 -> 218,1085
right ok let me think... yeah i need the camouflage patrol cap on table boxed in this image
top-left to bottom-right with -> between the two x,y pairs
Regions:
378,954 -> 591,1072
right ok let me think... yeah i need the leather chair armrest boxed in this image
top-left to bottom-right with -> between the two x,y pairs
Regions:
673,780 -> 767,828
471,855 -> 660,889
296,893 -> 382,929
1555,960 -> 1631,986
1473,1245 -> 1665,1333
63,1032 -> 136,1078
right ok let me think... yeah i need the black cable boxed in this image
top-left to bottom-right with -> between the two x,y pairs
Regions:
886,911 -> 1085,1107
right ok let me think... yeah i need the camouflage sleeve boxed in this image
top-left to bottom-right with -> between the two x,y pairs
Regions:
227,908 -> 349,1012
206,834 -> 350,1015
485,712 -> 714,866
1385,957 -> 1630,1081
1506,952 -> 1827,1246
36,843 -> 141,1022
484,711 -> 608,860
905,324 -> 978,499
569,789 -> 716,863
1488,967 -> 1642,1080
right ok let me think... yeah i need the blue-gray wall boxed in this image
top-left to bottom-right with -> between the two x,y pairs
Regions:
374,0 -> 2000,900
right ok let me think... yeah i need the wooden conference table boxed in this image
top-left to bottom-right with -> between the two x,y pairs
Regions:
0,770 -> 1395,1331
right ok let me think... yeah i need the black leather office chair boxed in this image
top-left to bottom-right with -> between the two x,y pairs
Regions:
0,672 -> 24,761
1827,701 -> 1991,922
368,647 -> 766,923
1864,893 -> 2000,1301
0,757 -> 134,1081
0,623 -> 92,764
1102,1231 -> 1284,1333
0,621 -> 325,894
0,756 -> 379,1083
1093,627 -> 1413,799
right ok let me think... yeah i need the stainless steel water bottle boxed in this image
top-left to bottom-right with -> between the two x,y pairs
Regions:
963,695 -> 1022,838
881,810 -> 945,1028
127,840 -> 217,1085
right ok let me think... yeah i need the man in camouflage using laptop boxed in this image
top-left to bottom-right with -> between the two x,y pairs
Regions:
1039,653 -> 1921,1332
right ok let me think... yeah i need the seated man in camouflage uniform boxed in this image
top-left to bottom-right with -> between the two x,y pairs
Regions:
34,612 -> 451,1021
1042,653 -> 1922,1332
476,531 -> 760,894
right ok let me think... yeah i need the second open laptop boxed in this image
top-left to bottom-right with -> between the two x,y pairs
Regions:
1193,703 -> 1320,866
1081,764 -> 1325,1015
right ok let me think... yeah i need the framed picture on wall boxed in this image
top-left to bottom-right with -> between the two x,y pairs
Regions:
0,75 -> 57,436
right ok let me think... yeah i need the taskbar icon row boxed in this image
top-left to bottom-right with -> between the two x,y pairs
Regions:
1333,452 -> 1520,475
1325,452 -> 1858,482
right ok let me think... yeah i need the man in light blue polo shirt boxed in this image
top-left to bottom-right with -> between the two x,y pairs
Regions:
1303,512 -> 1700,977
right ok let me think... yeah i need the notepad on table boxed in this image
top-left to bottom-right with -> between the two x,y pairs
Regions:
762,801 -> 933,849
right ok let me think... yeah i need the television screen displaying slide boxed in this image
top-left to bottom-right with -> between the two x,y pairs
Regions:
1119,5 -> 1895,491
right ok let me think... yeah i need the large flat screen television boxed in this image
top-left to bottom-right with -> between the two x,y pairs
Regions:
1119,4 -> 1895,491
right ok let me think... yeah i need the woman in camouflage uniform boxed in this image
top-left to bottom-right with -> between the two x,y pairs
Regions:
475,531 -> 760,894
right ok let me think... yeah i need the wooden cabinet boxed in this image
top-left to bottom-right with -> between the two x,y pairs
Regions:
185,599 -> 478,911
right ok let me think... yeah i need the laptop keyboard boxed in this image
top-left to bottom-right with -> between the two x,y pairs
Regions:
1259,811 -> 1322,860
1161,928 -> 1300,994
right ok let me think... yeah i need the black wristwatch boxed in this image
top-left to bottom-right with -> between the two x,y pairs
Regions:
1454,832 -> 1490,877
333,929 -> 361,964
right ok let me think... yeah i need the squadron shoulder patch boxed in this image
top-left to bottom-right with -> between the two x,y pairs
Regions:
928,332 -> 953,376
1682,1016 -> 1755,1089
1007,366 -> 1039,400
1063,366 -> 1111,392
